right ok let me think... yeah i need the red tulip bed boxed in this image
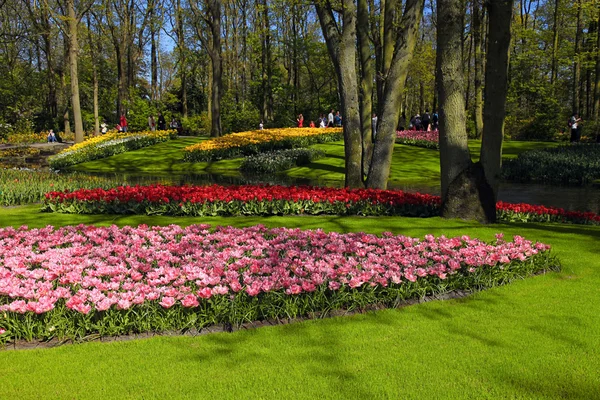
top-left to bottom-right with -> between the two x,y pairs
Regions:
396,130 -> 439,149
0,223 -> 558,343
43,184 -> 600,226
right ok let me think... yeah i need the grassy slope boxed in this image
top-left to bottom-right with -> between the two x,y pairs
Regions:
71,137 -> 243,175
71,137 -> 558,188
1,206 -> 599,399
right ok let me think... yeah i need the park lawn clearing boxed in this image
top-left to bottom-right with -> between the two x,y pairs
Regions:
71,137 -> 244,175
69,137 -> 559,189
287,140 -> 561,187
0,206 -> 599,399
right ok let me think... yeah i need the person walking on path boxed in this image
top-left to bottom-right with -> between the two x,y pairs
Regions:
422,110 -> 431,131
119,113 -> 128,132
148,115 -> 156,132
334,111 -> 342,127
372,113 -> 378,139
570,114 -> 582,143
432,111 -> 439,130
328,109 -> 334,127
157,112 -> 166,130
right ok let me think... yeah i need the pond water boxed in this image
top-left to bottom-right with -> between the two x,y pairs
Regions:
76,171 -> 600,214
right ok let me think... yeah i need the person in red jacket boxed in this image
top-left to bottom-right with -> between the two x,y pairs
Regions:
119,113 -> 128,132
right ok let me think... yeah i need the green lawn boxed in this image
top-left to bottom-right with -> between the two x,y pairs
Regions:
71,137 -> 559,189
71,136 -> 244,176
2,138 -> 598,399
1,206 -> 599,399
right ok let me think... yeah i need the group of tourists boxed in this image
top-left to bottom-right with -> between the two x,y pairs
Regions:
96,112 -> 182,136
408,110 -> 439,131
297,109 -> 344,129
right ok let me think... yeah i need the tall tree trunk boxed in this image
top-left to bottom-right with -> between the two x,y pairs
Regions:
209,0 -> 222,137
150,1 -> 158,102
436,0 -> 497,223
175,0 -> 188,117
480,0 -> 513,203
358,0 -> 374,176
260,0 -> 273,122
550,0 -> 560,86
573,0 -> 582,115
315,0 -> 363,188
473,0 -> 484,138
67,0 -> 84,143
437,0 -> 471,199
87,16 -> 99,136
366,0 -> 424,189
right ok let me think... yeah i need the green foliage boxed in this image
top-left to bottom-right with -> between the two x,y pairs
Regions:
0,169 -> 125,206
181,113 -> 209,136
126,96 -> 155,132
221,96 -> 261,134
502,143 -> 600,185
240,148 -> 325,173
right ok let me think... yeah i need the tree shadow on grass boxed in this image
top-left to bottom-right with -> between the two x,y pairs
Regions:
166,317 -> 374,399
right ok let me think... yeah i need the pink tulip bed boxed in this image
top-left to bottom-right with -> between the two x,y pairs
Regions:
0,224 -> 558,343
42,184 -> 600,226
396,130 -> 440,149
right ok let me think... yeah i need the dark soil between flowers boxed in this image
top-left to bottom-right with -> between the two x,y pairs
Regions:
1,288 -> 478,351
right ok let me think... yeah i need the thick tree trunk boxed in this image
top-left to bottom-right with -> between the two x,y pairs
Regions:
337,0 -> 362,188
366,0 -> 424,189
67,0 -> 84,143
315,1 -> 363,188
209,0 -> 222,137
358,0 -> 374,176
437,0 -> 495,223
480,0 -> 512,200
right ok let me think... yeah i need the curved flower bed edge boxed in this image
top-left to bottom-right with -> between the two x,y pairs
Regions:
42,184 -> 600,226
0,224 -> 559,344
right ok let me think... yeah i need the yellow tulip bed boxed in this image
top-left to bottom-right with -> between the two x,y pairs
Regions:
49,130 -> 177,169
183,127 -> 343,162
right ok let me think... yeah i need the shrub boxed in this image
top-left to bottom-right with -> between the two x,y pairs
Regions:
240,148 -> 325,173
179,114 -> 208,136
49,130 -> 177,170
183,128 -> 343,162
502,144 -> 600,185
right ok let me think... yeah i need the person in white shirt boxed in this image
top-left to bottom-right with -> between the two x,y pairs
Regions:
328,109 -> 334,127
372,113 -> 378,139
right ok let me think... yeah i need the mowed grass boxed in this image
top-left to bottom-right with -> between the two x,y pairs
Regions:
71,136 -> 244,175
1,138 -> 594,399
0,206 -> 599,399
71,136 -> 559,188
